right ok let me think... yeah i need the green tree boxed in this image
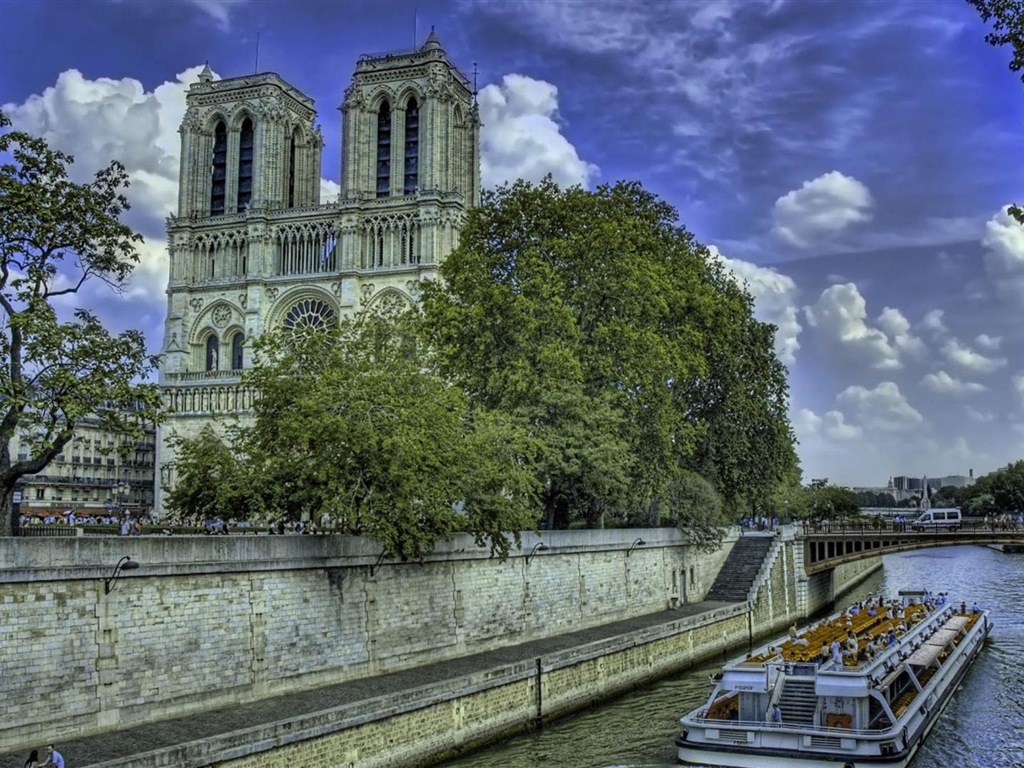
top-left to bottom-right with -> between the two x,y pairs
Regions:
0,112 -> 161,535
163,425 -> 264,523
661,469 -> 730,551
801,484 -> 859,521
422,178 -> 797,541
229,303 -> 537,560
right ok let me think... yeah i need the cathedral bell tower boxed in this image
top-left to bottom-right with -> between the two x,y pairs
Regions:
176,65 -> 322,218
156,32 -> 479,518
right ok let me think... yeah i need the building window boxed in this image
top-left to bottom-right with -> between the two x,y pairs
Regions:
284,298 -> 336,331
404,98 -> 419,195
231,332 -> 244,370
376,102 -> 391,198
211,121 -> 227,215
288,131 -> 297,207
35,488 -> 45,500
206,335 -> 219,371
237,117 -> 254,212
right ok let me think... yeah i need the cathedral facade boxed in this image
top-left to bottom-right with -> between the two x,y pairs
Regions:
155,32 -> 480,516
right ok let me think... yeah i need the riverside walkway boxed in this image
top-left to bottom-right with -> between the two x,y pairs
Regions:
0,600 -> 734,768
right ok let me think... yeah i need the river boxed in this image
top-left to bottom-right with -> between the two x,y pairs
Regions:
439,545 -> 1024,768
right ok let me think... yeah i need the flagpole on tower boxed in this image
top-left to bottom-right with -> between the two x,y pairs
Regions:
414,9 -> 418,46
254,33 -> 260,74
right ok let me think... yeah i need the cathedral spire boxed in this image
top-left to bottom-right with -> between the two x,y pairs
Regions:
421,26 -> 442,51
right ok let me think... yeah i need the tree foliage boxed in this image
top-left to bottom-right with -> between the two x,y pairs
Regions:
791,483 -> 860,521
169,302 -> 538,560
0,111 -> 161,535
955,460 -> 1024,512
422,178 -> 797,544
163,425 -> 263,523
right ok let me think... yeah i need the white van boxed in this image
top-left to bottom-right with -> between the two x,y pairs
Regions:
911,508 -> 962,531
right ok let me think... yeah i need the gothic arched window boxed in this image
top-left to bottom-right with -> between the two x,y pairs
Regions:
376,102 -> 391,198
284,298 -> 336,331
211,121 -> 227,215
237,117 -> 254,212
205,335 -> 219,371
404,97 -> 419,195
288,128 -> 299,208
231,332 -> 244,370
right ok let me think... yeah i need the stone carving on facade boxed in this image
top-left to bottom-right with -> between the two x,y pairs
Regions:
360,284 -> 375,301
330,281 -> 343,296
238,294 -> 247,309
342,83 -> 366,113
266,286 -> 279,299
212,305 -> 232,328
405,280 -> 421,298
190,297 -> 204,311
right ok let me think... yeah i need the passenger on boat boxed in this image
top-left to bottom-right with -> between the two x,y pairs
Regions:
819,641 -> 830,663
972,601 -> 980,613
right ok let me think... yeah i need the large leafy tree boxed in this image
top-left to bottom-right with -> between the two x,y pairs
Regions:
178,302 -> 538,560
163,425 -> 264,523
422,178 -> 797,541
0,112 -> 161,535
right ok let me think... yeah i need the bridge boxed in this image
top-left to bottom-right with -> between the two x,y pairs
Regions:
800,521 -> 1024,574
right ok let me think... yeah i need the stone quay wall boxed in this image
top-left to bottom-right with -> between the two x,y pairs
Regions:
0,527 -> 879,761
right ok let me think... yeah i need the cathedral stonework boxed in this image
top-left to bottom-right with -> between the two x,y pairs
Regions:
155,31 -> 480,515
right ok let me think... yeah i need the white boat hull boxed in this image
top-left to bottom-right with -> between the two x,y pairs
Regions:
677,599 -> 990,768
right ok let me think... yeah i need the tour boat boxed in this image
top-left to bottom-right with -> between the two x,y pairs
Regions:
677,590 -> 991,767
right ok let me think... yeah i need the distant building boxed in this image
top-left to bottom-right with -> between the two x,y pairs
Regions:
14,416 -> 156,519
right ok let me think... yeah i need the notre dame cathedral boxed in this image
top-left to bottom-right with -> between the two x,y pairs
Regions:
155,31 -> 480,515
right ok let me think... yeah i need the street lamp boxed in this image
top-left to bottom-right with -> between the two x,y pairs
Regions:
627,538 -> 646,556
525,542 -> 548,564
104,556 -> 140,595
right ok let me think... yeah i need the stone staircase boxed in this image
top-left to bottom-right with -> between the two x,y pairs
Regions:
704,535 -> 775,603
778,677 -> 817,725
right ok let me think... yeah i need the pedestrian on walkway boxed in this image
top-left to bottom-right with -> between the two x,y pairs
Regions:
40,744 -> 64,768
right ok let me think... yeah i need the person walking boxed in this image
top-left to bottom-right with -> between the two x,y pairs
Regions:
23,749 -> 39,768
40,744 -> 64,768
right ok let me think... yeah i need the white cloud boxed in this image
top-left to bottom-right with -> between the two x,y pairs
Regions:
320,179 -> 341,204
965,406 -> 996,423
1013,373 -> 1024,407
975,333 -> 1002,351
920,370 -> 987,396
478,74 -> 597,189
710,246 -> 801,365
919,309 -> 947,336
875,307 -> 926,359
772,171 -> 873,248
187,0 -> 247,27
982,206 -> 1024,306
837,382 -> 923,432
2,67 -> 207,318
822,410 -> 861,440
940,338 -> 1007,374
803,283 -> 922,370
791,408 -> 822,440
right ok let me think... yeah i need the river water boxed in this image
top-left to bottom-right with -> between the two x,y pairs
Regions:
439,545 -> 1024,768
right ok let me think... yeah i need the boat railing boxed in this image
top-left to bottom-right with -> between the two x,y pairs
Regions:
686,716 -> 888,738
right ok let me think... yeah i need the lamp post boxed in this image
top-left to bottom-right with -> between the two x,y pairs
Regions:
104,556 -> 140,595
525,542 -> 548,564
627,537 -> 646,556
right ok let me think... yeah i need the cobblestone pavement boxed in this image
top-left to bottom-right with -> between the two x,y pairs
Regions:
0,600 -> 734,768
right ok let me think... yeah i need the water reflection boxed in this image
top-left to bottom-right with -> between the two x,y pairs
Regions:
439,546 -> 1024,768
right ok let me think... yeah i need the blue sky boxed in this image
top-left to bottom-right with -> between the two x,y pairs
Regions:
2,0 -> 1023,487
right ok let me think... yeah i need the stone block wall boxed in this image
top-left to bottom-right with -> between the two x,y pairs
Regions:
0,529 -> 692,751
